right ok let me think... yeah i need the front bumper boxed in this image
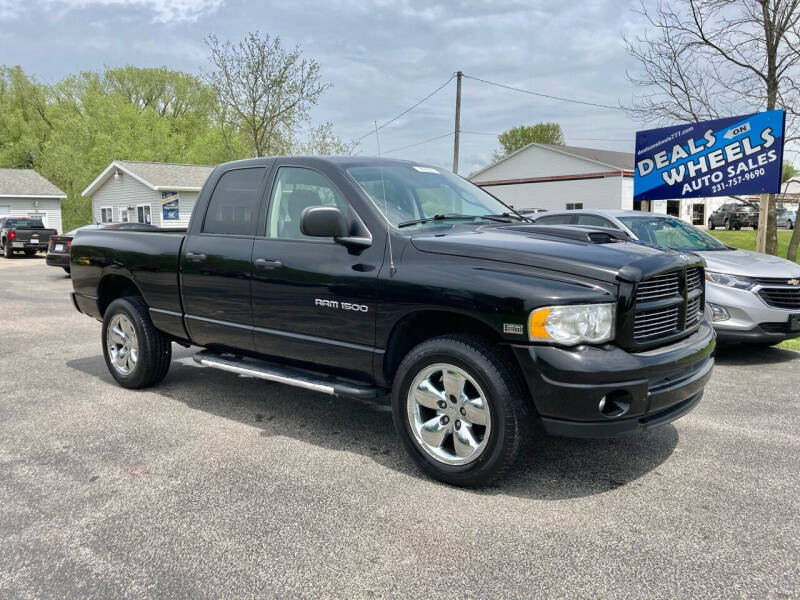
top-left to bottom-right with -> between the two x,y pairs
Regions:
511,322 -> 715,438
705,283 -> 800,343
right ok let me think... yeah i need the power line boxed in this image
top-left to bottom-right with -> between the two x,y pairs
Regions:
356,74 -> 455,142
462,74 -> 626,112
382,132 -> 454,155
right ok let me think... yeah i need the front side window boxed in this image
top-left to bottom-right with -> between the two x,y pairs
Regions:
266,167 -> 348,240
619,216 -> 729,251
203,167 -> 265,235
346,164 -> 516,229
100,207 -> 113,223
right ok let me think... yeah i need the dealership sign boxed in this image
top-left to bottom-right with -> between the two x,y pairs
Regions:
634,110 -> 785,202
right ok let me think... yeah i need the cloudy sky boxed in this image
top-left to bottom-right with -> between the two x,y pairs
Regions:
1,0 -> 660,174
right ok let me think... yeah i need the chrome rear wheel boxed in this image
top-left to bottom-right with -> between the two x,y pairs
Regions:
106,313 -> 138,375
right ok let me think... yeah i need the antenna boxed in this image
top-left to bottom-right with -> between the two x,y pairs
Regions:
374,120 -> 396,274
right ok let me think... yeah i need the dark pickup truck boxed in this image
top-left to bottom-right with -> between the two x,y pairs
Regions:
70,157 -> 715,486
1,217 -> 58,257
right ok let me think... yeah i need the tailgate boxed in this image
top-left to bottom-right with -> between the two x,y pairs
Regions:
14,228 -> 55,243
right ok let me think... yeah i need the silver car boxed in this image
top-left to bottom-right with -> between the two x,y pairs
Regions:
530,209 -> 800,345
777,209 -> 796,229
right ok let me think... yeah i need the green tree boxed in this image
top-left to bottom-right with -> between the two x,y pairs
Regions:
0,65 -> 253,231
784,161 -> 800,262
204,31 -> 330,157
0,59 -> 342,232
493,122 -> 564,161
292,122 -> 355,156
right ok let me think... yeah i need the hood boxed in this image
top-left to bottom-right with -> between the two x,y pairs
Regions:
696,248 -> 800,278
409,225 -> 699,284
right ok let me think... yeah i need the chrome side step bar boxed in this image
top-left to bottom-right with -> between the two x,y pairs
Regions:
192,350 -> 383,399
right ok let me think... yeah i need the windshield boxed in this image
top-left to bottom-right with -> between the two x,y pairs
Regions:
619,216 -> 729,251
346,164 -> 518,228
6,218 -> 45,228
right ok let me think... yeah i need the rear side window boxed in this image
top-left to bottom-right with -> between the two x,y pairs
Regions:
203,168 -> 265,235
535,214 -> 574,225
576,214 -> 618,228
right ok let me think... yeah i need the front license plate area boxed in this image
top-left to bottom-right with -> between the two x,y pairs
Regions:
789,314 -> 800,332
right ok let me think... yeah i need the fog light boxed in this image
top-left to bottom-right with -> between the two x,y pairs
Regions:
708,303 -> 730,322
598,390 -> 631,419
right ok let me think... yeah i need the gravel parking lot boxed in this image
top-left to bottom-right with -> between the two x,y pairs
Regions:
1,257 -> 798,599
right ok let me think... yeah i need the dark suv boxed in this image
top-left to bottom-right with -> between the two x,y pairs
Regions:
708,203 -> 759,230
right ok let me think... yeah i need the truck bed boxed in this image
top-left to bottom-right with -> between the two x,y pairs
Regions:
70,228 -> 187,333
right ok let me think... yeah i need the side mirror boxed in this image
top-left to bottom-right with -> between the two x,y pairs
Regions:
300,206 -> 349,238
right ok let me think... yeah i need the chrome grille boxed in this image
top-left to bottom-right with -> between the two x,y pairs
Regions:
631,268 -> 705,345
635,272 -> 680,302
686,295 -> 703,325
686,268 -> 702,292
633,306 -> 680,339
754,277 -> 799,286
757,288 -> 800,309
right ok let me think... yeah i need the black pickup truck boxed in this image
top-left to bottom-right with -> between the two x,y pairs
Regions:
70,157 -> 715,486
1,217 -> 58,257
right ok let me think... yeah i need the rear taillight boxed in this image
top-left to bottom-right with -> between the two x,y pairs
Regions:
8,230 -> 15,241
53,230 -> 58,236
67,240 -> 72,248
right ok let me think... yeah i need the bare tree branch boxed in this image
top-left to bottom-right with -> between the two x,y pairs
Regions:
624,0 -> 800,255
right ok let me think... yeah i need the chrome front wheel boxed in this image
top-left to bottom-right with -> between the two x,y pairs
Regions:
106,313 -> 139,375
406,363 -> 492,466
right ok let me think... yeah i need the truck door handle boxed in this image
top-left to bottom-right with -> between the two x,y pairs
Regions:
254,258 -> 283,269
186,252 -> 207,262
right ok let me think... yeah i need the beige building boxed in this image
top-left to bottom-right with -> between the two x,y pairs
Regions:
0,168 -> 65,231
82,161 -> 215,229
470,143 -> 732,225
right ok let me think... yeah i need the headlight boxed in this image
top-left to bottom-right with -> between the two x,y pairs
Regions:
704,271 -> 754,290
528,303 -> 615,345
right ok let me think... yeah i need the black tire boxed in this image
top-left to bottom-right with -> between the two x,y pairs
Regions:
62,267 -> 71,274
391,334 -> 530,487
3,241 -> 13,258
102,296 -> 171,389
708,219 -> 715,230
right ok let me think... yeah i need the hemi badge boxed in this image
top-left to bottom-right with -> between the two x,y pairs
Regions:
503,323 -> 524,335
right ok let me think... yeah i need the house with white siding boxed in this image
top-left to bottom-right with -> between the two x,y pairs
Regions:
82,160 -> 215,229
0,168 -> 65,231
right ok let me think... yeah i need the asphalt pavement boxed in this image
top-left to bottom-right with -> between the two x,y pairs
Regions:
1,257 -> 798,599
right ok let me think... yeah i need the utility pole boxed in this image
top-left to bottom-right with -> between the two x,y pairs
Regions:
452,71 -> 462,174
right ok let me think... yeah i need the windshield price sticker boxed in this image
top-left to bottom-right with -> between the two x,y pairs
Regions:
634,110 -> 785,201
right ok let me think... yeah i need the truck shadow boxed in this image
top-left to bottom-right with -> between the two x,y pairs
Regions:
714,344 -> 799,365
67,350 -> 679,501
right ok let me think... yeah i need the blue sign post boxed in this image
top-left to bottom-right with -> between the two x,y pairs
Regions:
634,110 -> 785,203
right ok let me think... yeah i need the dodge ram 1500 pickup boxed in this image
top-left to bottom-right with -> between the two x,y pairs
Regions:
70,156 -> 715,486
